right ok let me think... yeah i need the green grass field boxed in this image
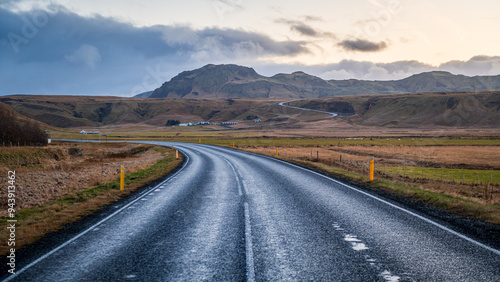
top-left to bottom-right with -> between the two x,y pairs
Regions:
376,165 -> 500,185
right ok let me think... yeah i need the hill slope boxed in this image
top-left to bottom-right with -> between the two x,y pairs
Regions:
0,96 -> 279,128
1,92 -> 499,130
291,91 -> 500,128
151,64 -> 500,98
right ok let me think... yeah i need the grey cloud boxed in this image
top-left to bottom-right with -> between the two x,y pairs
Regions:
0,6 -> 307,95
291,23 -> 318,36
338,39 -> 388,52
439,55 -> 500,76
276,18 -> 335,38
303,15 -> 323,22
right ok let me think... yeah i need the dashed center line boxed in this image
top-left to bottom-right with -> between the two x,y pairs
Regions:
222,156 -> 255,281
333,222 -> 401,281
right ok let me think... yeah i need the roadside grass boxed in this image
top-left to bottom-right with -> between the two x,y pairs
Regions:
51,131 -> 500,147
235,146 -> 500,225
0,145 -> 183,255
307,161 -> 500,223
376,166 -> 500,186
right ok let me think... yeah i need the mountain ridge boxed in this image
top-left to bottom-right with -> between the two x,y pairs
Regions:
150,64 -> 500,99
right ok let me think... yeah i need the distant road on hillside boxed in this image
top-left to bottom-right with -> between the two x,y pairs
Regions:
278,100 -> 339,117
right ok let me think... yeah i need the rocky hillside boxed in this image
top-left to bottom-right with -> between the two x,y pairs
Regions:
150,64 -> 500,98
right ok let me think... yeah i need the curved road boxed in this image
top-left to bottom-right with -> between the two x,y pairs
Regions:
3,142 -> 500,281
278,101 -> 338,117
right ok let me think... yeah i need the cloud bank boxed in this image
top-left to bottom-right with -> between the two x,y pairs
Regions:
0,6 -> 499,96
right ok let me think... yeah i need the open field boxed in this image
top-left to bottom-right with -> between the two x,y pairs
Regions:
0,142 -> 183,255
211,139 -> 500,224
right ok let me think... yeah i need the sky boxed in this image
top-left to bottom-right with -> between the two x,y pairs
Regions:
1,0 -> 500,96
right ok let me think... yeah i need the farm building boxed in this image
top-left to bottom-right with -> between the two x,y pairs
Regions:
79,130 -> 100,134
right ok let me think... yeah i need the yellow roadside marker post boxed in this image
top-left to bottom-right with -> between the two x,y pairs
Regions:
232,142 -> 235,148
176,150 -> 179,160
199,139 -> 201,144
276,148 -> 279,157
120,166 -> 125,191
369,158 -> 374,182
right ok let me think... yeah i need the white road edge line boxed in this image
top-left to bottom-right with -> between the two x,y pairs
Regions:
266,156 -> 500,257
3,146 -> 190,282
244,202 -> 256,282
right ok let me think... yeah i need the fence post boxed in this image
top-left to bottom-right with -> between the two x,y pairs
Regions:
476,173 -> 479,185
404,168 -> 407,177
317,151 -> 319,160
451,172 -> 453,182
491,172 -> 493,185
120,166 -> 125,191
369,158 -> 374,182
462,173 -> 464,184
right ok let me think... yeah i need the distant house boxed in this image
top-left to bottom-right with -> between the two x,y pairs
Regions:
254,119 -> 261,123
80,130 -> 100,134
188,122 -> 196,126
222,122 -> 238,125
179,123 -> 189,127
197,122 -> 210,125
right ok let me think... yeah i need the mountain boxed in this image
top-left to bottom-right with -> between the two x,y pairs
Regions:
133,91 -> 153,98
150,64 -> 500,98
150,64 -> 342,99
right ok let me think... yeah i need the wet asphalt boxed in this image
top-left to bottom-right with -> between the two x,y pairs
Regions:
3,142 -> 500,281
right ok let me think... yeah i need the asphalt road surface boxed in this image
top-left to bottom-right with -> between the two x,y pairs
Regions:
3,142 -> 500,281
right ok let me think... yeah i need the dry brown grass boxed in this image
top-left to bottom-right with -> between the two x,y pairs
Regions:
0,143 -> 163,216
240,145 -> 500,218
328,145 -> 500,169
0,142 -> 183,255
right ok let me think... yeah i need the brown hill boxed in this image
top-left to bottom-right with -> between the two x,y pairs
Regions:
0,96 -> 278,128
150,64 -> 500,99
1,92 -> 498,130
0,101 -> 52,145
290,91 -> 500,128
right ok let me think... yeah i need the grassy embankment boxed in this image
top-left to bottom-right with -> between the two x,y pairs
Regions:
0,142 -> 183,255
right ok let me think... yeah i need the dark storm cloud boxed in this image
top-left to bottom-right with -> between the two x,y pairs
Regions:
0,6 -> 307,95
337,39 -> 388,52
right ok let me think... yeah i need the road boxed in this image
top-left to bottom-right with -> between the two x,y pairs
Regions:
278,101 -> 338,117
3,142 -> 500,281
